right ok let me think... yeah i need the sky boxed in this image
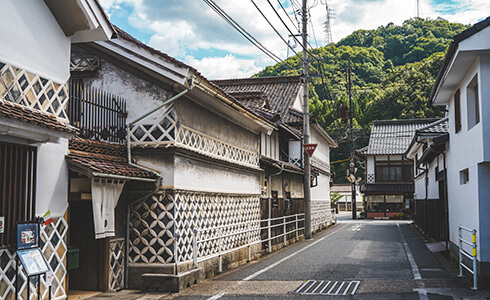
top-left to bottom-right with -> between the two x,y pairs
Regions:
98,0 -> 489,80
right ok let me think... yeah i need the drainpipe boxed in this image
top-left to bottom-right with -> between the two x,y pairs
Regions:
267,162 -> 284,251
443,152 -> 449,251
126,75 -> 196,183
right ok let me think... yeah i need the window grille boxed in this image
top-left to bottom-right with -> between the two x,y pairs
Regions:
0,142 -> 37,249
68,80 -> 127,143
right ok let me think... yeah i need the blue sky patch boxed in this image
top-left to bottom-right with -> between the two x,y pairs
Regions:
430,0 -> 469,15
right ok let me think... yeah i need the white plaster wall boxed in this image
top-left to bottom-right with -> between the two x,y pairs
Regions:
367,156 -> 375,178
175,98 -> 257,151
446,61 -> 483,259
174,156 -> 260,194
480,55 -> 490,162
310,128 -> 330,165
427,160 -> 439,199
0,0 -> 70,83
413,173 -> 426,200
36,139 -> 70,218
311,174 -> 331,201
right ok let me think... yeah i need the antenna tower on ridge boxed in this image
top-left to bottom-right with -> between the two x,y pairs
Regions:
323,0 -> 334,45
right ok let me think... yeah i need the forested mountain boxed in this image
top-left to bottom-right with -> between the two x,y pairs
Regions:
254,18 -> 469,183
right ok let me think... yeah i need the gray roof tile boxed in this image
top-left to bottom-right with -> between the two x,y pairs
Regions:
366,119 -> 437,155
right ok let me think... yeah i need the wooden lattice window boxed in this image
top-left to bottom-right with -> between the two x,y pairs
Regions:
0,142 -> 37,249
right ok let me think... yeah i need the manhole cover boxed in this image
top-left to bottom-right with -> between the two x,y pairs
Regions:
294,280 -> 360,295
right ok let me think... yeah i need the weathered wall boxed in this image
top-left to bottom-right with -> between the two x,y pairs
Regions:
174,97 -> 257,152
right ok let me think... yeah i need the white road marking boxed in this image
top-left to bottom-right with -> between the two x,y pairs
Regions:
397,223 -> 428,300
349,224 -> 364,231
206,224 -> 347,300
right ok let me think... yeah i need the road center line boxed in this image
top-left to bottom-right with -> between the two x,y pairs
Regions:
206,224 -> 347,300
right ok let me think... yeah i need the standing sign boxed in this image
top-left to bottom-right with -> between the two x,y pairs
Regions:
0,216 -> 4,233
303,143 -> 318,157
16,221 -> 52,300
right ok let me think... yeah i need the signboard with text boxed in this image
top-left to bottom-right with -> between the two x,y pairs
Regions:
17,248 -> 50,276
17,223 -> 39,250
303,143 -> 318,157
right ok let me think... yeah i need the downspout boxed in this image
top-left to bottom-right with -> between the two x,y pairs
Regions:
424,162 -> 428,234
126,75 -> 196,182
268,162 -> 284,252
443,152 -> 450,251
124,75 -> 195,285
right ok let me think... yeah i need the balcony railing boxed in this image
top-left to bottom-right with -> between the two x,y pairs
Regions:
68,81 -> 127,143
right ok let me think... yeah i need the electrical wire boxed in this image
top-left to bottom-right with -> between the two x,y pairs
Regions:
276,0 -> 300,32
203,0 -> 295,68
250,0 -> 305,62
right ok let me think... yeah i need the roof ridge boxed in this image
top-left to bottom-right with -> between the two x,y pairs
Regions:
213,75 -> 302,85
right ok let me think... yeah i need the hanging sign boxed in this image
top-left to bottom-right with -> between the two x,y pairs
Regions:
303,143 -> 318,157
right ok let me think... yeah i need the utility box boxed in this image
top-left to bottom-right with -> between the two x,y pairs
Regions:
67,246 -> 79,270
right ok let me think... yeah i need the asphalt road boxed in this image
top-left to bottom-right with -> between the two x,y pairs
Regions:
163,213 -> 489,300
88,212 -> 490,300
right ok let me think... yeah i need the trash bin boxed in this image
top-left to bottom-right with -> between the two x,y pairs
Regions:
67,246 -> 79,270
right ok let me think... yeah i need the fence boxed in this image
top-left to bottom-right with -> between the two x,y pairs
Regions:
171,214 -> 305,272
68,80 -> 127,143
458,226 -> 478,290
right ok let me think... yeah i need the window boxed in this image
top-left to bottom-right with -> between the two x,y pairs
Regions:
467,75 -> 480,129
0,142 -> 37,249
460,168 -> 469,185
375,161 -> 413,182
454,89 -> 461,133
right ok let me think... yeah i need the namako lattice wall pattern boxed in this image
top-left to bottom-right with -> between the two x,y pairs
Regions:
0,213 -> 68,300
174,191 -> 261,263
109,238 -> 125,291
129,190 -> 175,264
128,189 -> 261,265
0,63 -> 69,119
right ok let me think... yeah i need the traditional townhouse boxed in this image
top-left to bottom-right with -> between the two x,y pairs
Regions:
359,119 -> 436,219
428,17 -> 490,285
0,1 -> 114,299
405,118 -> 449,243
66,27 -> 277,292
330,184 -> 362,212
214,76 -> 337,239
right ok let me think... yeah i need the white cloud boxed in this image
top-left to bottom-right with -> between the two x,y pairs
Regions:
100,0 -> 489,79
184,55 -> 263,80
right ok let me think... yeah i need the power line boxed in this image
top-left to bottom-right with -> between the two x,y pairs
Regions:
276,0 -> 300,32
203,0 -> 295,68
251,0 -> 305,62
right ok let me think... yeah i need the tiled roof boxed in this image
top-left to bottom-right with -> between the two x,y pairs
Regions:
361,183 -> 414,193
0,99 -> 77,134
366,119 -> 438,155
213,76 -> 302,114
283,107 -> 303,124
260,155 -> 304,174
416,117 -> 448,135
227,91 -> 270,110
67,138 -> 157,179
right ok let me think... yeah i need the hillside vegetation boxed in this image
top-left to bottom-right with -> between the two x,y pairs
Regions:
255,18 -> 469,183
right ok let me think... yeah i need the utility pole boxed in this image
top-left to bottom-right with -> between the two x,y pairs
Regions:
302,0 -> 312,239
348,61 -> 356,220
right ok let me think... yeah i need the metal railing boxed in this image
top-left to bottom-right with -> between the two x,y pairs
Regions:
458,226 -> 478,290
182,213 -> 305,272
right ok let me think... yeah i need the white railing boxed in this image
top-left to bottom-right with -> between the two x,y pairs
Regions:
458,226 -> 478,290
175,213 -> 305,272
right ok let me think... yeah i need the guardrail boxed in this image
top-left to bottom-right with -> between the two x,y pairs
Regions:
458,226 -> 478,290
188,213 -> 306,272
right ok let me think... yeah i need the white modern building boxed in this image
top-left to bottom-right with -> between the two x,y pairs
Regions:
428,16 -> 490,284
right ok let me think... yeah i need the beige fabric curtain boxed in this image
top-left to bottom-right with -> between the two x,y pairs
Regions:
91,179 -> 125,239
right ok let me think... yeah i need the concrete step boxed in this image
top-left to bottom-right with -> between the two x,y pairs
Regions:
141,267 -> 204,293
